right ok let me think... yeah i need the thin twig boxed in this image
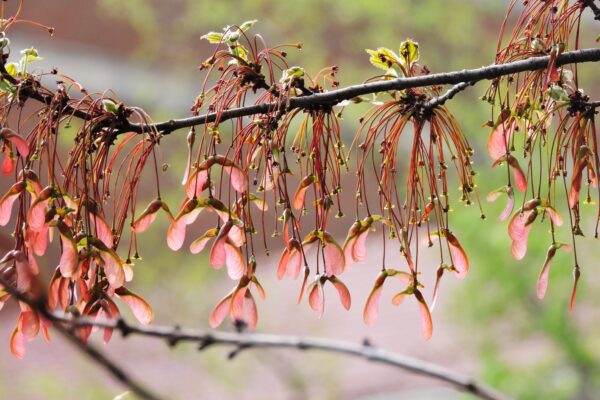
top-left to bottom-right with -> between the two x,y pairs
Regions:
0,273 -> 508,400
50,313 -> 509,400
424,81 -> 474,110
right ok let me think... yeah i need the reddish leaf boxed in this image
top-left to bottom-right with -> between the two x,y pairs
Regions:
508,211 -> 535,260
209,293 -> 232,328
570,268 -> 580,312
363,272 -> 386,326
307,279 -> 324,319
415,291 -> 433,340
446,231 -> 469,279
293,175 -> 316,210
189,228 -> 218,254
2,150 -> 14,176
116,287 -> 154,324
56,222 -> 78,278
329,276 -> 351,310
224,242 -> 245,280
487,121 -> 514,161
132,199 -> 162,233
243,291 -> 258,330
536,246 -> 556,299
0,181 -> 25,226
224,165 -> 248,193
2,129 -> 30,159
322,233 -> 345,276
185,169 -> 209,198
10,328 -> 25,359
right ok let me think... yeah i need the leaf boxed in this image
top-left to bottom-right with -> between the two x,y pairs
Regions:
293,175 -> 317,210
224,242 -> 245,280
329,276 -> 351,310
190,228 -> 218,254
131,199 -> 162,233
322,232 -> 345,276
239,20 -> 258,32
102,99 -> 119,114
224,165 -> 248,193
399,39 -> 419,67
116,287 -> 154,325
185,169 -> 209,198
1,129 -> 30,159
209,293 -> 232,328
307,279 -> 324,319
10,327 -> 26,359
56,222 -> 78,278
536,245 -> 556,299
201,32 -> 223,43
166,198 -> 202,250
366,47 -> 400,71
508,210 -> 536,260
445,231 -> 469,279
414,290 -> 433,340
0,181 -> 25,226
363,272 -> 387,326
487,120 -> 514,161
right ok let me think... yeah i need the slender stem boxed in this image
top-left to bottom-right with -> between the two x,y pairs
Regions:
47,313 -> 508,400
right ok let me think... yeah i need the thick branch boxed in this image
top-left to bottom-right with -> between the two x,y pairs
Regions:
119,48 -> 600,134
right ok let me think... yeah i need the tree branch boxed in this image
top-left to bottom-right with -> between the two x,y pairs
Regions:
118,47 -> 600,134
49,313 -> 508,400
0,276 -> 164,400
0,272 -> 509,400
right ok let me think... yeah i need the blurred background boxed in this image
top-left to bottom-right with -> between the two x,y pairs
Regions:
1,0 -> 600,399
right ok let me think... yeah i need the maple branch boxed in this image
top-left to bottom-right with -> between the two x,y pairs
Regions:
0,272 -> 508,400
116,47 -> 600,134
52,313 -> 508,400
0,276 -> 163,400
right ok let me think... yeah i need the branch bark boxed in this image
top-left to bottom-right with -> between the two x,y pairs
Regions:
0,272 -> 509,400
118,47 -> 600,134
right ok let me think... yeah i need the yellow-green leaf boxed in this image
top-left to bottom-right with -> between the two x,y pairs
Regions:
366,47 -> 400,71
239,20 -> 257,32
5,63 -> 17,77
399,39 -> 419,67
201,32 -> 223,44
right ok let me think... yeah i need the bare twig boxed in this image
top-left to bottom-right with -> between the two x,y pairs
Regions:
424,81 -> 474,111
0,272 -> 509,400
49,313 -> 508,400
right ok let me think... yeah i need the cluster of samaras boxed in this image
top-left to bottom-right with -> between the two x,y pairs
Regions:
0,0 -> 597,358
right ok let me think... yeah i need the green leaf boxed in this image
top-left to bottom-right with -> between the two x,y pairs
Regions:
239,20 -> 257,32
399,39 -> 419,67
366,47 -> 400,71
201,32 -> 223,44
5,63 -> 18,77
0,79 -> 14,93
547,84 -> 569,102
280,66 -> 305,84
20,47 -> 39,57
102,99 -> 119,114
